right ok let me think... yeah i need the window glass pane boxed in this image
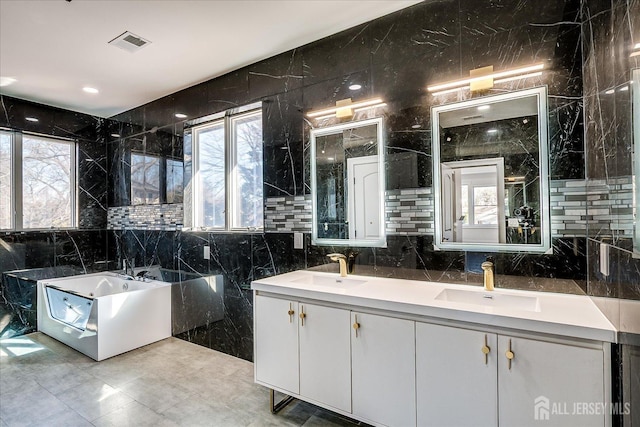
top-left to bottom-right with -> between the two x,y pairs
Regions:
0,132 -> 12,229
198,122 -> 226,228
166,159 -> 183,204
473,186 -> 498,225
232,112 -> 263,229
22,136 -> 72,228
131,153 -> 160,205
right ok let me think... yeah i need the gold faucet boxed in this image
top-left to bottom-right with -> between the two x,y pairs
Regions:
327,253 -> 348,277
481,259 -> 494,291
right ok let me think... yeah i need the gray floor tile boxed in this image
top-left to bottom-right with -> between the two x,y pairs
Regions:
92,401 -> 178,427
0,333 -> 367,427
56,377 -> 135,421
118,374 -> 194,413
0,384 -> 75,427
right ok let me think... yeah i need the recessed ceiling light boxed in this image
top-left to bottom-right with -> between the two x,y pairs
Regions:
111,133 -> 121,138
478,105 -> 490,111
83,86 -> 99,94
349,84 -> 362,90
175,113 -> 187,119
25,117 -> 39,122
487,129 -> 498,133
0,77 -> 17,87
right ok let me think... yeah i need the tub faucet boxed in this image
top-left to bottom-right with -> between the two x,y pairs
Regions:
481,257 -> 495,291
122,258 -> 135,277
327,253 -> 348,277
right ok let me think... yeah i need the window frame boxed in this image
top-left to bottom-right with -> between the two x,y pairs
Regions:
190,104 -> 263,232
0,129 -> 77,231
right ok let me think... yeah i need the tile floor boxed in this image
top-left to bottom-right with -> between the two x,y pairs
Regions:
0,333 -> 364,426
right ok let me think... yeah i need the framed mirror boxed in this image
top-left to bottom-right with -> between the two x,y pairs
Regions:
310,117 -> 386,247
432,87 -> 551,253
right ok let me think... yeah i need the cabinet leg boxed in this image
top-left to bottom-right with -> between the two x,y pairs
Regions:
269,388 -> 295,414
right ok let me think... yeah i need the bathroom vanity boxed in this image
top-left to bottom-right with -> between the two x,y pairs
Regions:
252,270 -> 617,427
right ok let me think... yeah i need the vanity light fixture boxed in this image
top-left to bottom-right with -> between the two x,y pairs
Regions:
428,63 -> 544,95
307,97 -> 385,120
175,113 -> 188,119
83,86 -> 99,94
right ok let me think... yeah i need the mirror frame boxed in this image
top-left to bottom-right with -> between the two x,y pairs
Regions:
432,86 -> 551,253
310,117 -> 387,247
633,69 -> 640,256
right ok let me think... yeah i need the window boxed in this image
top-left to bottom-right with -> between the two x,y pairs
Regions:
473,186 -> 498,225
0,130 -> 76,230
192,106 -> 263,231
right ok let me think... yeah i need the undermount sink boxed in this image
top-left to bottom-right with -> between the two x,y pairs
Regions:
435,288 -> 541,312
291,275 -> 366,288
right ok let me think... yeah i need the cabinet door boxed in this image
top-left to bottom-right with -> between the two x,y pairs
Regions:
351,312 -> 416,427
416,323 -> 498,427
299,303 -> 351,413
254,294 -> 299,394
498,336 -> 605,427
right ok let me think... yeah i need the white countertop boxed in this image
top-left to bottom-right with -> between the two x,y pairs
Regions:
252,270 -> 617,343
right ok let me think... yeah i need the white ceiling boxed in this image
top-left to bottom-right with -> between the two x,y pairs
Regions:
0,0 -> 421,118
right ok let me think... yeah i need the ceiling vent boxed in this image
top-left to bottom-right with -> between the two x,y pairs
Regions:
108,31 -> 151,53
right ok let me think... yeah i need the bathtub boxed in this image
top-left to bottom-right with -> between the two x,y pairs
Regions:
37,272 -> 171,361
133,266 -> 224,335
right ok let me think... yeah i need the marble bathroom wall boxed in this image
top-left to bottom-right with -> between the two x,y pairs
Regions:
582,1 -> 640,425
104,0 -> 600,363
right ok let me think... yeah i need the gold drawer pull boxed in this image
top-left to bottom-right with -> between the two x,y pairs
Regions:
505,339 -> 515,370
287,303 -> 294,323
353,314 -> 360,338
299,306 -> 306,326
481,334 -> 491,365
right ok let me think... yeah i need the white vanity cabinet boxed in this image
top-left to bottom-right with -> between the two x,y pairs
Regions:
416,322 -> 607,427
498,335 -> 605,427
254,294 -> 352,413
416,323 -> 498,427
351,311 -> 416,427
252,271 -> 616,427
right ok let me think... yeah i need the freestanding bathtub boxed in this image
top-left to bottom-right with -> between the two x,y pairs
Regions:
37,272 -> 171,361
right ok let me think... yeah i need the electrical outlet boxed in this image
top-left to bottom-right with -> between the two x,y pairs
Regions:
203,245 -> 210,260
294,232 -> 304,249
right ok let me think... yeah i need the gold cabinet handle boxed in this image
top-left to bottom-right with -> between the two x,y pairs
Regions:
505,338 -> 515,370
353,314 -> 360,338
299,306 -> 306,326
481,334 -> 491,365
287,303 -> 294,323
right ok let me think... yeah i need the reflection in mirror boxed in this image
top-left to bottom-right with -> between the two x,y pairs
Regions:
432,87 -> 550,252
131,153 -> 160,205
131,152 -> 183,205
311,118 -> 386,247
633,69 -> 640,256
